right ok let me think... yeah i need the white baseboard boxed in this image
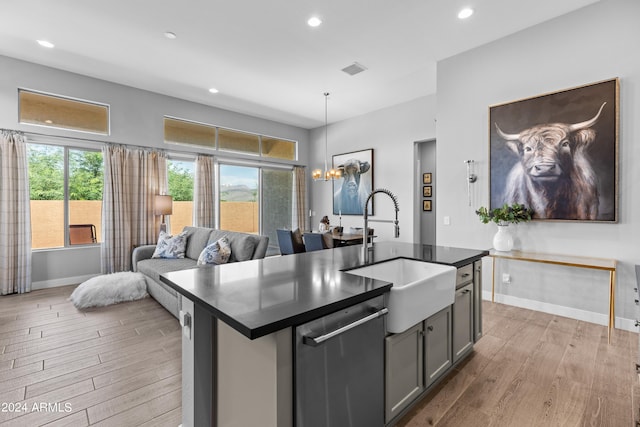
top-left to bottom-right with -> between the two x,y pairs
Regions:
32,274 -> 98,290
483,290 -> 637,333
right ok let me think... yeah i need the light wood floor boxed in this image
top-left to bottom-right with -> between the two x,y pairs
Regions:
0,285 -> 181,426
398,301 -> 637,427
0,286 -> 636,426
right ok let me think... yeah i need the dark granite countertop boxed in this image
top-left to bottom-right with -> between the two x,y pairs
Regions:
160,242 -> 488,339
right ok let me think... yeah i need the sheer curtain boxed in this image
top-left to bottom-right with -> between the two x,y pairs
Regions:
0,130 -> 32,294
101,145 -> 167,273
293,166 -> 307,232
193,155 -> 215,228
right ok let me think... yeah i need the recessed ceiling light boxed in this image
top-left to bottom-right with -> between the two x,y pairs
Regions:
307,16 -> 322,27
164,31 -> 177,39
458,8 -> 474,19
208,88 -> 219,94
36,40 -> 55,48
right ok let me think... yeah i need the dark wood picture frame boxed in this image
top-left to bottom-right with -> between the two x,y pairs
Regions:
423,185 -> 432,198
489,78 -> 618,222
423,200 -> 432,211
332,148 -> 374,216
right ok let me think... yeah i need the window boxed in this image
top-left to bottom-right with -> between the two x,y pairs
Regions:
261,136 -> 296,161
167,159 -> 195,233
163,116 -> 297,161
28,143 -> 103,249
261,168 -> 293,249
218,128 -> 260,155
19,89 -> 109,135
219,163 -> 293,252
219,165 -> 259,233
164,117 -> 215,148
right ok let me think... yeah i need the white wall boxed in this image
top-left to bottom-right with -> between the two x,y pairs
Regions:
0,55 -> 310,286
309,96 -> 437,242
436,0 -> 640,327
418,140 -> 437,245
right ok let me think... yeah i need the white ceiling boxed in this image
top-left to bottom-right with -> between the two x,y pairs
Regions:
1,0 -> 599,129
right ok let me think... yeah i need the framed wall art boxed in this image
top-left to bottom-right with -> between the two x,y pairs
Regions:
489,78 -> 618,222
423,186 -> 432,198
423,173 -> 432,184
332,148 -> 374,216
423,200 -> 432,212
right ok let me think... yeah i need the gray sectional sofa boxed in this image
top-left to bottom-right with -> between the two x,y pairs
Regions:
132,226 -> 269,318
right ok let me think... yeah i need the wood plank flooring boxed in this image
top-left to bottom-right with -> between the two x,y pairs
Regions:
0,285 -> 181,426
397,301 -> 637,427
1,285 -> 636,426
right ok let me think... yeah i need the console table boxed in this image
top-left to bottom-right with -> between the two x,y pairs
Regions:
488,249 -> 617,343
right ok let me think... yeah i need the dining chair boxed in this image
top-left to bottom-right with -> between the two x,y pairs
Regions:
277,229 -> 305,255
303,232 -> 334,252
69,224 -> 97,245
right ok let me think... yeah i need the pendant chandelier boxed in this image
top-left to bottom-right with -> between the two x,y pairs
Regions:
312,92 -> 341,181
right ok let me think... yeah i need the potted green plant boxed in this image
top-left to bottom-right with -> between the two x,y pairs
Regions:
475,203 -> 533,251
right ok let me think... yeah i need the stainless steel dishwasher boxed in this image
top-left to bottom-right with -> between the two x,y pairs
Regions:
295,295 -> 387,427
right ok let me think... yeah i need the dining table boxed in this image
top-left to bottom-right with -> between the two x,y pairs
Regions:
330,230 -> 375,247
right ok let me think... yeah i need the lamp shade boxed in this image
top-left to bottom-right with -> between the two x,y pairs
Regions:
154,195 -> 173,215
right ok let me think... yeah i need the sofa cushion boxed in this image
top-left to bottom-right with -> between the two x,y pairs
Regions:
136,258 -> 198,297
208,230 -> 258,262
183,226 -> 214,260
152,230 -> 188,259
197,237 -> 232,266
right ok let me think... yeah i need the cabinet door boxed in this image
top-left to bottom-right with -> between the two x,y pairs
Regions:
453,283 -> 474,363
473,260 -> 483,342
424,306 -> 452,387
385,323 -> 424,423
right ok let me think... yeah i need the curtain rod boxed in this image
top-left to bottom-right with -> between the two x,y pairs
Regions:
22,130 -> 167,153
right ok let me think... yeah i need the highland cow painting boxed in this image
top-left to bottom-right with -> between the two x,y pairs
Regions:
489,78 -> 618,222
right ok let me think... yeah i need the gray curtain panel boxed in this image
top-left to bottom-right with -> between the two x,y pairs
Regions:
293,166 -> 307,232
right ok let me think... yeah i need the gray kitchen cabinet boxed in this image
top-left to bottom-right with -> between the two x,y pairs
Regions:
384,259 -> 483,425
473,260 -> 483,342
424,306 -> 452,387
384,323 -> 424,423
452,283 -> 474,363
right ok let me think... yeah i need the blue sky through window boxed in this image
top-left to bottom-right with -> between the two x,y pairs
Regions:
220,164 -> 258,189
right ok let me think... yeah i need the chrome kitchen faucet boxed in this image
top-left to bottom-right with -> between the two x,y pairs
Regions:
362,188 -> 399,263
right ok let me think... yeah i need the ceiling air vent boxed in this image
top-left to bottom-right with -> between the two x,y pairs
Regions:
341,62 -> 367,76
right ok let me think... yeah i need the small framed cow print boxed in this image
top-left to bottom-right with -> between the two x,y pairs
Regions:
489,78 -> 619,222
332,148 -> 374,216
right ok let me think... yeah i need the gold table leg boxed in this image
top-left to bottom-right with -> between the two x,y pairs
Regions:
608,269 -> 616,344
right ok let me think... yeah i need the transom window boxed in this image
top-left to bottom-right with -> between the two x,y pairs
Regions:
19,89 -> 109,135
164,116 -> 297,161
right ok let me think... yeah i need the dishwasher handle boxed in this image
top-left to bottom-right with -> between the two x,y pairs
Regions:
303,308 -> 388,347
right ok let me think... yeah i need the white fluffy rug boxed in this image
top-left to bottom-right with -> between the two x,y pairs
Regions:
69,272 -> 149,309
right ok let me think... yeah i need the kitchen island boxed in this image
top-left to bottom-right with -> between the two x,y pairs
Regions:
161,242 -> 488,427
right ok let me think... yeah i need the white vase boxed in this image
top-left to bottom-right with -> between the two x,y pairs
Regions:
493,224 -> 513,252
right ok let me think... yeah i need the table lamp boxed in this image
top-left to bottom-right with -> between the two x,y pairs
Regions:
155,194 -> 173,233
